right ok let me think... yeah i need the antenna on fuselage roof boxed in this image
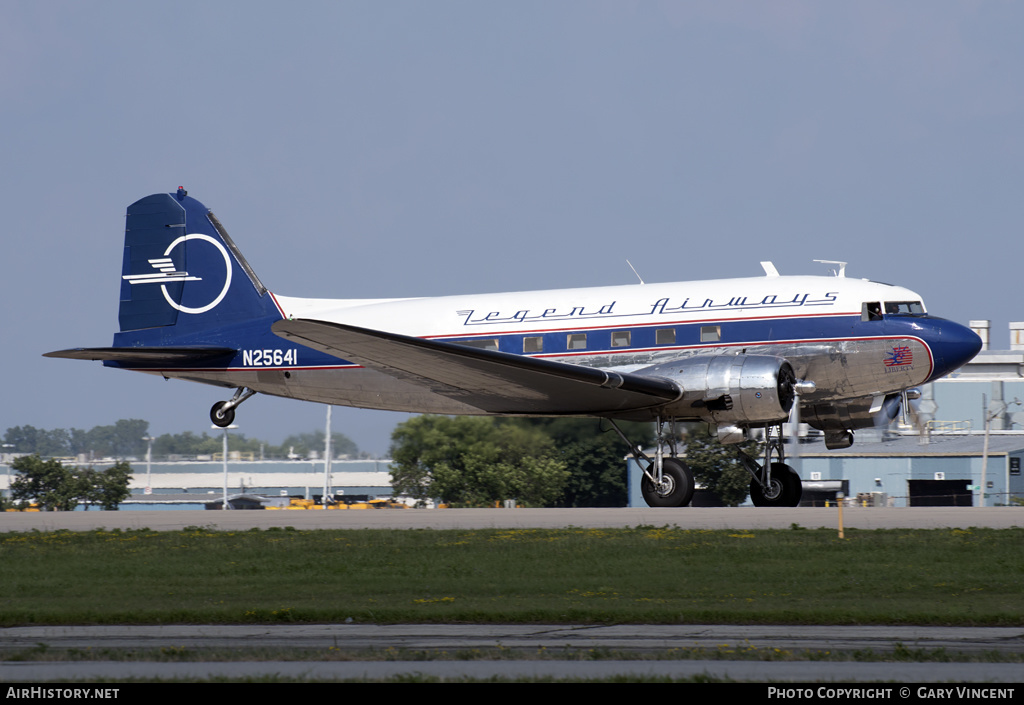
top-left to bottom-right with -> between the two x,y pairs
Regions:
626,260 -> 645,285
813,260 -> 847,277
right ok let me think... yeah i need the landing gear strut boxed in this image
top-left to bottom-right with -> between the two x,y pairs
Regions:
211,387 -> 256,427
607,417 -> 694,508
737,423 -> 802,507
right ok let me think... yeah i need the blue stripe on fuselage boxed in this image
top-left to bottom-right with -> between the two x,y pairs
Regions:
439,313 -> 875,356
105,312 -> 978,379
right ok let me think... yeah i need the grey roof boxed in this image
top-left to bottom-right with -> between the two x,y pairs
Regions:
796,433 -> 1024,458
123,493 -> 258,505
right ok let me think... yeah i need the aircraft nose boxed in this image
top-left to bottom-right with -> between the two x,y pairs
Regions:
926,318 -> 983,381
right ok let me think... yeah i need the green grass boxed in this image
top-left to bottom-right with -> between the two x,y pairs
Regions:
1,526 -> 1021,626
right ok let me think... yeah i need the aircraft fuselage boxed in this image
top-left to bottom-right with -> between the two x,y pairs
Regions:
120,273 -> 977,422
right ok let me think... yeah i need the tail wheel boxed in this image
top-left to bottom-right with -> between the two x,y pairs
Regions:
750,462 -> 802,507
209,387 -> 256,427
210,401 -> 235,427
641,458 -> 695,508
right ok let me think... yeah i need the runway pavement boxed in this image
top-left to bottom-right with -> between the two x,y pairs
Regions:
2,624 -> 1023,682
3,658 -> 1022,682
0,506 -> 1022,532
3,623 -> 1023,653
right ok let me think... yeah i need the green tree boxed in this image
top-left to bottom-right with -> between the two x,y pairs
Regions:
67,428 -> 91,456
683,425 -> 761,506
10,456 -> 85,511
3,426 -> 71,457
152,430 -> 221,458
10,456 -> 133,511
4,420 -> 369,462
275,430 -> 359,459
78,461 -> 133,511
82,419 -> 150,458
501,418 -> 654,507
4,420 -> 150,459
389,416 -> 569,507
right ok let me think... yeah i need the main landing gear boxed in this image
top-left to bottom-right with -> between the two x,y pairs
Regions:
607,417 -> 695,508
736,423 -> 803,507
210,387 -> 257,427
608,417 -> 804,508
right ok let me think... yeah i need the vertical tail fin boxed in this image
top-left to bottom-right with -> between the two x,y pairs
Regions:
117,188 -> 280,338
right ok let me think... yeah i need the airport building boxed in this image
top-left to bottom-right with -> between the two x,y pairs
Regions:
629,320 -> 1024,508
0,457 -> 394,511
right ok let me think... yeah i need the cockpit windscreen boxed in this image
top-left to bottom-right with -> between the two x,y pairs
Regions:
885,301 -> 925,315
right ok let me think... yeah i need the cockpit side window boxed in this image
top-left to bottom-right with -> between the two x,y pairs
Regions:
862,302 -> 883,322
885,301 -> 924,315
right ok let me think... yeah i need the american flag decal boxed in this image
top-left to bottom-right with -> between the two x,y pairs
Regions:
885,345 -> 913,367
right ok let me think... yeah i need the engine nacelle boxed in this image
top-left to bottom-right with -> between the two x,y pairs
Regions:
642,354 -> 796,425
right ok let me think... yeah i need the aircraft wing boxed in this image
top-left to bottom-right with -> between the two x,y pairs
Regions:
272,319 -> 681,415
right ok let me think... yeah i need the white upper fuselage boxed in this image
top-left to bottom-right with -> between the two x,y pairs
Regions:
273,274 -> 922,345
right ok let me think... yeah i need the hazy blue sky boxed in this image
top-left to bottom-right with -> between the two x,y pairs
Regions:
4,1 -> 1023,455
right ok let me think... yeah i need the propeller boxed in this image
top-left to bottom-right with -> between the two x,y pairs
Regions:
872,389 -> 922,433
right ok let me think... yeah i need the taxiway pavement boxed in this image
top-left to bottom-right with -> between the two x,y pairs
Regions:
0,506 -> 1021,532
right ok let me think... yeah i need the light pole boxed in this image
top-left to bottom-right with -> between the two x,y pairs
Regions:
1,444 -> 13,499
212,424 -> 238,510
142,436 -> 155,494
323,405 -> 332,509
980,396 -> 1021,507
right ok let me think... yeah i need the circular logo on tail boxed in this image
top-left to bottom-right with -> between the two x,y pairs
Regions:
160,234 -> 232,314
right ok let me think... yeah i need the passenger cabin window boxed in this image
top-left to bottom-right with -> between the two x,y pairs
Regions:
885,301 -> 925,315
611,331 -> 631,348
523,336 -> 543,353
656,328 -> 676,345
458,338 -> 499,351
700,325 -> 721,343
862,302 -> 883,322
567,333 -> 587,350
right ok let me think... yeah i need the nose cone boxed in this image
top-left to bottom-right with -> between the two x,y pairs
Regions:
923,318 -> 983,381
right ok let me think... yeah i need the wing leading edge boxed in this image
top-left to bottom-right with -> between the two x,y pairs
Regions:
272,319 -> 681,415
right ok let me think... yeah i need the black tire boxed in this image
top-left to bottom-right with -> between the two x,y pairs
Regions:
210,401 -> 235,427
750,462 -> 802,507
641,458 -> 695,508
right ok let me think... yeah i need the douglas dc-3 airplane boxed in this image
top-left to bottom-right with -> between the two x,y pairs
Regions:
47,188 -> 983,508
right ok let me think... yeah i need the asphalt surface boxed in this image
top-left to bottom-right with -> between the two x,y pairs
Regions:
1,506 -> 1022,532
2,625 -> 1023,682
3,659 -> 1022,683
3,623 -> 1023,653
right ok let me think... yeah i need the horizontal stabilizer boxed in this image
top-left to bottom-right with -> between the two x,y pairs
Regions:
272,318 -> 681,415
44,347 -> 236,365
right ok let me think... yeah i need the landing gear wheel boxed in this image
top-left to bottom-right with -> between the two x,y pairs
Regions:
750,462 -> 802,507
641,458 -> 695,508
210,401 -> 235,428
